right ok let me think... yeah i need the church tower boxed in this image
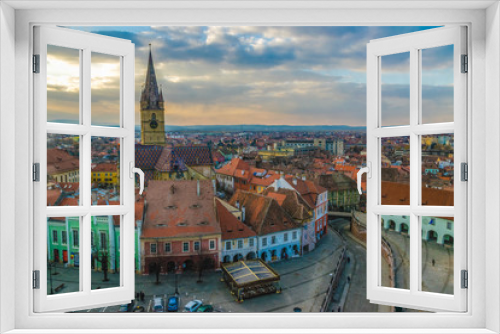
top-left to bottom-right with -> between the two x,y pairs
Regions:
140,45 -> 166,145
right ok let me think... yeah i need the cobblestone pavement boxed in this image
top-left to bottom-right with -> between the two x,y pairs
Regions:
61,226 -> 345,313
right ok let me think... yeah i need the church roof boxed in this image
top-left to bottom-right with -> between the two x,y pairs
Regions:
140,45 -> 162,110
155,146 -> 213,172
135,144 -> 164,169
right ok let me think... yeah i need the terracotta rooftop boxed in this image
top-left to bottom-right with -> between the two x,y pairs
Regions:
229,190 -> 300,236
155,145 -> 213,172
215,199 -> 256,240
216,158 -> 250,178
381,181 -> 454,206
47,188 -> 62,206
264,187 -> 313,222
284,176 -> 327,207
92,163 -> 118,172
142,180 -> 220,239
47,149 -> 79,175
266,192 -> 286,206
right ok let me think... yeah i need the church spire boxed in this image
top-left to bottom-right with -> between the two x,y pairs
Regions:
141,44 -> 161,110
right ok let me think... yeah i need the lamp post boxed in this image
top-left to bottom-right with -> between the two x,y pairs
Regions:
48,260 -> 54,294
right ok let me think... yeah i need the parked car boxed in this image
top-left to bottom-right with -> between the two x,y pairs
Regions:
184,299 -> 202,312
167,295 -> 179,312
196,305 -> 214,312
153,297 -> 164,312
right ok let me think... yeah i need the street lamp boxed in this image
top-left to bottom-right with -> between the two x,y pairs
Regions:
48,259 -> 54,294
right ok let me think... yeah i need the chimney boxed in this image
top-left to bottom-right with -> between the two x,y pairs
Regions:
242,206 -> 246,222
292,178 -> 297,186
302,175 -> 306,181
197,180 -> 200,197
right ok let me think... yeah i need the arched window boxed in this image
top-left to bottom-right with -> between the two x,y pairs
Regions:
151,113 -> 156,121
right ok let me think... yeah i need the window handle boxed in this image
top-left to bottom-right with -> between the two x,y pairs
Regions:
357,164 -> 371,195
130,162 -> 145,195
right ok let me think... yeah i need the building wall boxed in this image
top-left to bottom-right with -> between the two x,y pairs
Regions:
382,215 -> 454,245
221,236 -> 258,262
141,236 -> 221,274
91,170 -> 118,186
257,229 -> 302,262
51,169 -> 79,183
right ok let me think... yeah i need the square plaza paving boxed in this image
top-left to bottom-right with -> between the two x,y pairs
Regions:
56,226 -> 345,313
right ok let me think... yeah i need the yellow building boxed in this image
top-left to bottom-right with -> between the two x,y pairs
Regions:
257,148 -> 294,162
92,163 -> 119,186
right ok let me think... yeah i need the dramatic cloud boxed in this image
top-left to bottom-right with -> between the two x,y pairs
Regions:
50,25 -> 452,126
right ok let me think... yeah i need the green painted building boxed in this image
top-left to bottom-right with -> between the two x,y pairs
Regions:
47,215 -> 142,273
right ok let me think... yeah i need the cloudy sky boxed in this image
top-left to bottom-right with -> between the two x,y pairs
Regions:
47,26 -> 453,127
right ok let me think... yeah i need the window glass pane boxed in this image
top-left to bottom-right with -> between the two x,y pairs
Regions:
421,45 -> 454,124
91,215 -> 121,290
47,45 -> 80,124
47,134 -> 80,206
381,136 -> 410,205
47,216 -> 80,294
421,134 -> 454,206
91,52 -> 121,127
381,215 -> 410,290
381,52 -> 410,127
421,216 -> 454,294
91,137 -> 120,205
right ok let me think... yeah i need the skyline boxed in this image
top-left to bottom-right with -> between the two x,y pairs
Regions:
47,26 -> 453,127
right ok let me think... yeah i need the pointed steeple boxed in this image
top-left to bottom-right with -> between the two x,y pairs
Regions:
141,44 -> 161,110
159,84 -> 164,102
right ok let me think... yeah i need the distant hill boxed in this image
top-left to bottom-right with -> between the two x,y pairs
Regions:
134,124 -> 366,132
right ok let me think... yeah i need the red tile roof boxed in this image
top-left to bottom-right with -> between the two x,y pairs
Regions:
216,158 -> 250,178
266,192 -> 286,206
229,190 -> 300,236
381,181 -> 454,206
47,188 -> 62,206
284,176 -> 327,208
264,188 -> 313,221
47,149 -> 79,175
92,163 -> 117,172
215,199 -> 256,240
142,180 -> 220,239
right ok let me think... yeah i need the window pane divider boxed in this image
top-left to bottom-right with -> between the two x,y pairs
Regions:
46,205 -> 130,217
373,123 -> 455,138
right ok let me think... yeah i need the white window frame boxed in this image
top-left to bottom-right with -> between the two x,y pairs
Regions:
366,26 -> 467,312
164,242 -> 171,253
150,243 -> 156,254
2,2 -> 497,334
31,25 -> 136,313
194,241 -> 200,251
209,239 -> 216,250
183,242 -> 189,252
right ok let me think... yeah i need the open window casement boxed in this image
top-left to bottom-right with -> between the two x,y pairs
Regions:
365,26 -> 467,312
33,26 -> 138,312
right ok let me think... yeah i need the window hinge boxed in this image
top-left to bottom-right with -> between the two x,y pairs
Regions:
33,163 -> 40,182
461,54 -> 468,73
33,54 -> 40,73
461,270 -> 468,289
33,270 -> 40,289
461,162 -> 468,182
